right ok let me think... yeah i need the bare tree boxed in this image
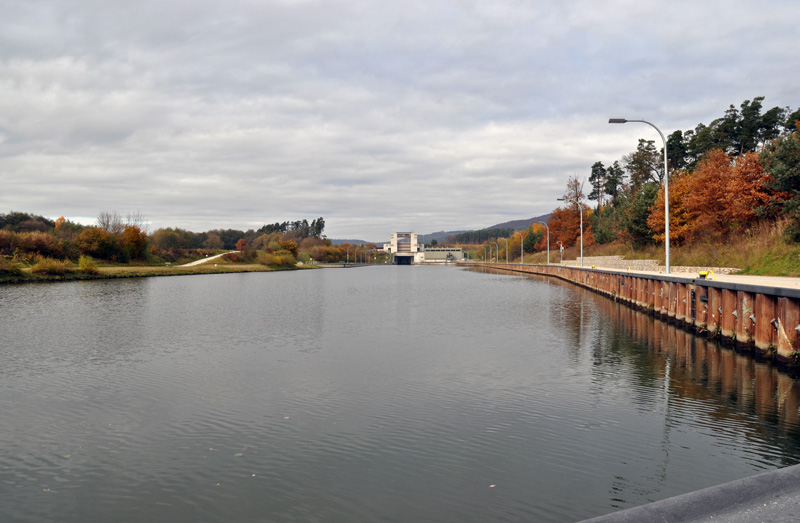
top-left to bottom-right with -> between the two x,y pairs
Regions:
125,211 -> 148,233
97,211 -> 124,234
563,175 -> 585,207
97,210 -> 148,234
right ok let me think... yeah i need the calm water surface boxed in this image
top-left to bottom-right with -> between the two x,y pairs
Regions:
2,266 -> 800,522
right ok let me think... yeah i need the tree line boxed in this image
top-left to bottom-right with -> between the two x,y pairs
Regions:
0,211 -> 341,265
459,96 -> 800,263
585,97 -> 800,250
450,228 -> 515,244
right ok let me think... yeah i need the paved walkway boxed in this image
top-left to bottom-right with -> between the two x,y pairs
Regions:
179,251 -> 239,267
552,260 -> 800,290
610,267 -> 800,290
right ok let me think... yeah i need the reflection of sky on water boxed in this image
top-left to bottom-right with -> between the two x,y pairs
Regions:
2,267 -> 800,522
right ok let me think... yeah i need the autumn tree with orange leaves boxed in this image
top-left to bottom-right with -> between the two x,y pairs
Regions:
648,149 -> 777,243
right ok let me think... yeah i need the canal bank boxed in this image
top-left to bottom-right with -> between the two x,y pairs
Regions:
582,462 -> 800,522
461,262 -> 800,369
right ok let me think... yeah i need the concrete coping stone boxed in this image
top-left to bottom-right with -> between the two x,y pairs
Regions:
580,463 -> 800,522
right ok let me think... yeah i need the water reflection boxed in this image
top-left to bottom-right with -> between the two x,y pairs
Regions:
603,297 -> 800,449
0,279 -> 151,378
3,267 -> 800,522
481,265 -> 800,515
482,265 -> 800,448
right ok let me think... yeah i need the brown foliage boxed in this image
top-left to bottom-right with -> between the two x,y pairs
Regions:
76,227 -> 117,260
120,225 -> 148,260
0,256 -> 22,274
257,250 -> 296,267
548,205 -> 593,249
0,230 -> 15,256
31,257 -> 67,275
13,231 -> 63,259
649,149 -> 777,243
279,240 -> 298,258
309,244 -> 345,262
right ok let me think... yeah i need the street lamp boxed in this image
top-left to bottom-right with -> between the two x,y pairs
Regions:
535,221 -> 550,265
556,241 -> 563,264
491,242 -> 499,263
557,196 -> 583,267
609,118 -> 670,274
514,231 -> 524,264
501,238 -> 509,264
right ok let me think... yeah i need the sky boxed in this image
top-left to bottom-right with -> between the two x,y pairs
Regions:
1,0 -> 797,241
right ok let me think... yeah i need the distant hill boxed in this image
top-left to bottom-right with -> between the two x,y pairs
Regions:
330,239 -> 379,245
335,215 -> 552,245
418,230 -> 467,243
421,215 -> 552,244
486,214 -> 551,230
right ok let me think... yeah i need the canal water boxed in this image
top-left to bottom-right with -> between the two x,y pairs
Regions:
2,265 -> 800,522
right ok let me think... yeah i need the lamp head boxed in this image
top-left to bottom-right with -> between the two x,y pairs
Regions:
608,118 -> 627,124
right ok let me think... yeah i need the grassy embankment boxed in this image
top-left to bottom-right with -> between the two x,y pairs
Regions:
517,220 -> 800,277
0,254 -> 313,284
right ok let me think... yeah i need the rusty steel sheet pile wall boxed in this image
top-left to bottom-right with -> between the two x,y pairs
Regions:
461,262 -> 800,366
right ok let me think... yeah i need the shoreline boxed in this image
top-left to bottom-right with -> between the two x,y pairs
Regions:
465,261 -> 800,372
0,263 -> 312,285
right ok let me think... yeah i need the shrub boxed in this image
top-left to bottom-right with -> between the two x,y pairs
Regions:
7,231 -> 63,259
0,256 -> 22,275
0,230 -> 15,256
258,250 -> 296,267
76,227 -> 118,260
78,255 -> 99,274
31,257 -> 67,275
120,225 -> 148,260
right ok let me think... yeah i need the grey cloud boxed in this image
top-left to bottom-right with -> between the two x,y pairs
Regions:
0,0 -> 797,239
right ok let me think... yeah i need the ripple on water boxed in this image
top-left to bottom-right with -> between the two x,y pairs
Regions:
3,268 -> 800,522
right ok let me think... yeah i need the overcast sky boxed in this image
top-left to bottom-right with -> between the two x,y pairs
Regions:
1,0 -> 797,240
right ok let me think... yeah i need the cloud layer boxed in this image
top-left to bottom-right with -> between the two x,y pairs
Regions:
1,0 -> 797,239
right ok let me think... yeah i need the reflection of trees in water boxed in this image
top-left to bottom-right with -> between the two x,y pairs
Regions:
577,282 -> 800,505
591,293 -> 800,458
480,266 -> 800,508
480,267 -> 800,449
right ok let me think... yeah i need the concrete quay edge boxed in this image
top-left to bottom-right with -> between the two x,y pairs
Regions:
579,463 -> 800,523
467,262 -> 800,299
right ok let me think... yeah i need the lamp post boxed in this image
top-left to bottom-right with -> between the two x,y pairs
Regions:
609,118 -> 670,274
514,231 -> 524,264
501,238 -> 509,264
491,242 -> 499,263
557,196 -> 583,267
484,246 -> 488,263
556,241 -> 563,264
535,221 -> 550,265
